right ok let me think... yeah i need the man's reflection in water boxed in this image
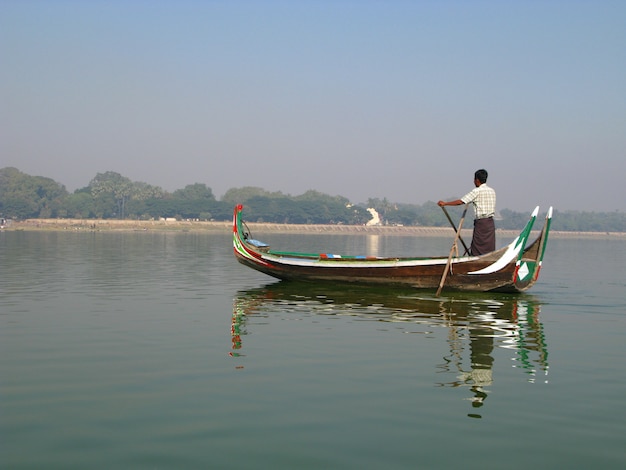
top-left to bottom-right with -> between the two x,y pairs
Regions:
437,300 -> 548,418
438,313 -> 496,417
468,320 -> 495,410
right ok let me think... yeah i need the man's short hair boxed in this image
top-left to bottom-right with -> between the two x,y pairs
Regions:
475,169 -> 488,184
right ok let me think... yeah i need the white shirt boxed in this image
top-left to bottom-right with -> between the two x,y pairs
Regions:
461,183 -> 496,219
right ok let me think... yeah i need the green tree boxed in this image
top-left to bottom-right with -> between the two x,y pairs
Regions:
132,181 -> 165,201
89,171 -> 133,218
61,192 -> 95,218
173,183 -> 215,200
0,167 -> 68,218
222,186 -> 285,204
87,172 -> 164,219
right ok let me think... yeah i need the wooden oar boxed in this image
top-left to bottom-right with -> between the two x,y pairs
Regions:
441,206 -> 470,256
436,206 -> 468,297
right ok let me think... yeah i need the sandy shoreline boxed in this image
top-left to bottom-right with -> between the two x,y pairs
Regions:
2,218 -> 624,239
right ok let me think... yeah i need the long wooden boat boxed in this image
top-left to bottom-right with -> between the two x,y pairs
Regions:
233,204 -> 552,293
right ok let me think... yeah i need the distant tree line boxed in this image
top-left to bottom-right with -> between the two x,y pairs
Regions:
1,167 -> 625,232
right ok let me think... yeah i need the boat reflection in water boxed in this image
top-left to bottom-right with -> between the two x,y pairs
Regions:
231,281 -> 548,417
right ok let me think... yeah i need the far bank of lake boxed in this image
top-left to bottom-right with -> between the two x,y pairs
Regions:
3,218 -> 625,239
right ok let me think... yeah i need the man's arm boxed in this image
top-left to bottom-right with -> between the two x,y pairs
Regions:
438,199 -> 464,207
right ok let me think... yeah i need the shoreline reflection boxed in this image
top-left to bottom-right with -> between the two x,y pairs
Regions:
231,281 -> 549,417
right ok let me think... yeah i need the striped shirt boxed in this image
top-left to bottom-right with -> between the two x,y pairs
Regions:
461,183 -> 496,219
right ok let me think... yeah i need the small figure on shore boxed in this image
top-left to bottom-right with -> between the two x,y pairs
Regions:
438,169 -> 496,255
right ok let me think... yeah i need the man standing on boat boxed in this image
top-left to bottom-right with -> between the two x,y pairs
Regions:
438,169 -> 496,255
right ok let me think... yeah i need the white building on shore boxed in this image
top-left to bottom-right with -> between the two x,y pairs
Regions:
366,208 -> 381,226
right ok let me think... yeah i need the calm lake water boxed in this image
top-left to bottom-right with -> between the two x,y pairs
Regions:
1,229 -> 625,469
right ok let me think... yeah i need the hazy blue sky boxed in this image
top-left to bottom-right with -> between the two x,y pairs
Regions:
2,1 -> 624,212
